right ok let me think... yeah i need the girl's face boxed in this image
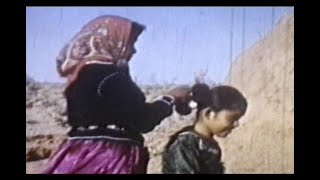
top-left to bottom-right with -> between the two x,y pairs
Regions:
203,109 -> 243,138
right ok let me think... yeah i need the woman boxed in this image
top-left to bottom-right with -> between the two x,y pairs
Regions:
42,15 -> 191,174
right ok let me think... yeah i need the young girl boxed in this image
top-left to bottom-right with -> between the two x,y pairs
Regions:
42,15 -> 191,174
162,84 -> 248,174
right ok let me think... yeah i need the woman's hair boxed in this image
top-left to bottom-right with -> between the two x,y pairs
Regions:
165,84 -> 248,149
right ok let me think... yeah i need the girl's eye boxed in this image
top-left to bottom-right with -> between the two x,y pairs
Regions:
229,119 -> 236,123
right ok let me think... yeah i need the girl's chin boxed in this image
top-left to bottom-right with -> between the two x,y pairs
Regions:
216,130 -> 231,137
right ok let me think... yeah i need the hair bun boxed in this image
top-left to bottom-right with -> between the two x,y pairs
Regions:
191,83 -> 211,105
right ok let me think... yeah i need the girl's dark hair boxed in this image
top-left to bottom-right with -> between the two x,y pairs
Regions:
192,83 -> 248,118
165,84 -> 248,149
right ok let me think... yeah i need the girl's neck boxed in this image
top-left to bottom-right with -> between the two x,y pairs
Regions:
193,120 -> 214,140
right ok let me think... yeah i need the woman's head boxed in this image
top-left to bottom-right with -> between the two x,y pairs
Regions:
56,15 -> 145,85
192,84 -> 248,137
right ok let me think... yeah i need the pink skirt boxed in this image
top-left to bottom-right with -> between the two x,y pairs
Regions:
42,137 -> 149,174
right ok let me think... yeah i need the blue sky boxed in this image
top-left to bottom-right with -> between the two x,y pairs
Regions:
26,7 -> 293,85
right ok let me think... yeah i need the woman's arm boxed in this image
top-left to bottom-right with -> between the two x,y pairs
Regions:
98,70 -> 191,133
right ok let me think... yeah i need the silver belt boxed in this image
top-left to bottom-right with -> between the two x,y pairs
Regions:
76,125 -> 125,131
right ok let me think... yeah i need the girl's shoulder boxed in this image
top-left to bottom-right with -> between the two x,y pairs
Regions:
167,130 -> 201,150
177,131 -> 199,141
174,131 -> 220,151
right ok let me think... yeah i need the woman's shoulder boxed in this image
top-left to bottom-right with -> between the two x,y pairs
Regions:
65,63 -> 121,95
79,63 -> 118,79
74,63 -> 123,89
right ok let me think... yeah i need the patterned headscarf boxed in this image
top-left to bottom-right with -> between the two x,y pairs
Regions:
56,15 -> 145,86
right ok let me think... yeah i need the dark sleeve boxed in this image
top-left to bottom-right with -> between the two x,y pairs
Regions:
134,100 -> 173,133
98,72 -> 173,133
164,134 -> 201,174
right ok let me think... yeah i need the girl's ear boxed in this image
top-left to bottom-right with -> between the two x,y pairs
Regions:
203,107 -> 217,121
201,107 -> 213,119
205,108 -> 211,117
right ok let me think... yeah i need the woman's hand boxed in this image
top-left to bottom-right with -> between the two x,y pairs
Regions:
167,85 -> 192,105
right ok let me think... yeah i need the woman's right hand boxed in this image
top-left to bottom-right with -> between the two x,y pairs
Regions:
166,85 -> 192,106
166,85 -> 193,115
